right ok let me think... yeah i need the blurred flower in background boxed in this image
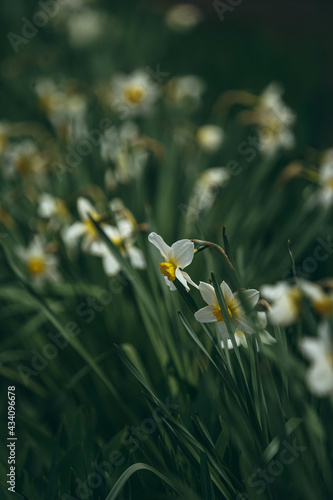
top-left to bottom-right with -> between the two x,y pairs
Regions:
165,3 -> 203,32
300,322 -> 333,397
16,236 -> 60,285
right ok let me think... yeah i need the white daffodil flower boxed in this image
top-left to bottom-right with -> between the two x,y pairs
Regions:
260,281 -> 302,326
62,197 -> 114,253
148,232 -> 198,292
91,219 -> 145,276
194,281 -> 259,338
16,236 -> 60,285
110,70 -> 159,117
196,125 -> 224,152
300,322 -> 333,397
165,3 -> 203,32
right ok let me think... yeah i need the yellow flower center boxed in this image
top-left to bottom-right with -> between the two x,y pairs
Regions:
27,257 -> 46,276
313,296 -> 333,316
124,85 -> 147,106
327,178 -> 333,191
159,261 -> 177,282
213,305 -> 232,322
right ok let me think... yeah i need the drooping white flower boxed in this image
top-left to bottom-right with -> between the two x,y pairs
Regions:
196,125 -> 224,152
110,70 -> 159,117
194,281 -> 259,338
16,236 -> 60,285
148,232 -> 197,291
260,281 -> 302,326
62,197 -> 114,253
165,3 -> 203,32
300,322 -> 333,397
187,167 -> 229,221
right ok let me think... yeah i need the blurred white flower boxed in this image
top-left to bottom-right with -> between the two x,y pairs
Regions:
148,232 -> 197,292
90,218 -> 145,276
66,8 -> 107,47
63,197 -> 114,253
196,125 -> 224,152
187,167 -> 229,221
3,140 -> 46,180
16,236 -> 59,285
165,3 -> 203,32
261,281 -> 302,326
256,83 -> 295,155
165,76 -> 205,108
38,193 -> 71,230
110,70 -> 159,116
194,281 -> 259,338
300,322 -> 333,397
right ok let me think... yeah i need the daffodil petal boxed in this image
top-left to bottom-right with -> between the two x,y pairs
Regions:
198,281 -> 217,306
127,246 -> 146,269
63,222 -> 86,243
148,232 -> 171,259
237,289 -> 260,309
220,281 -> 234,304
77,197 -> 96,221
181,271 -> 198,289
102,253 -> 121,276
175,267 -> 190,291
171,239 -> 194,268
194,305 -> 216,323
